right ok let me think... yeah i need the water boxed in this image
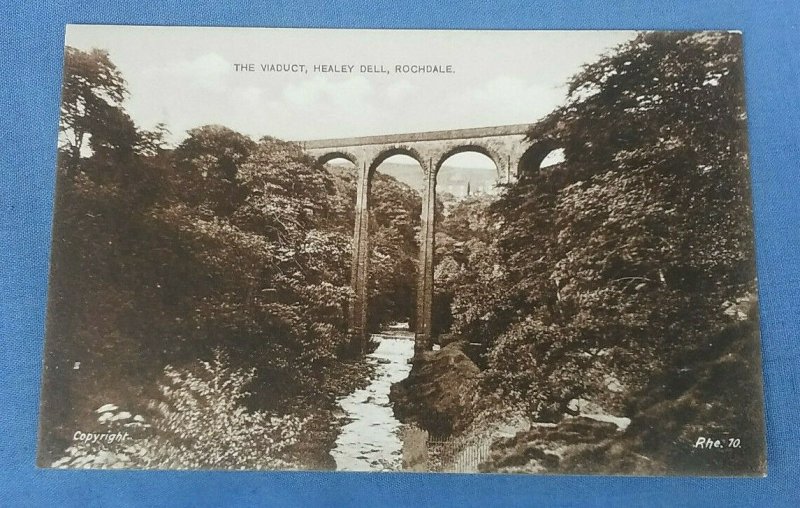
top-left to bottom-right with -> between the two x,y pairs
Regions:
331,326 -> 415,471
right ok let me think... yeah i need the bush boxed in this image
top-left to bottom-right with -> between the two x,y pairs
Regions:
52,349 -> 307,470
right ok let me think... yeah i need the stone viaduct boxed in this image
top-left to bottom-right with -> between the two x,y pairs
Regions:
298,124 -> 560,356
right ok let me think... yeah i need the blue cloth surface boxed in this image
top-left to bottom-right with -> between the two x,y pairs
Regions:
1,1 -> 798,506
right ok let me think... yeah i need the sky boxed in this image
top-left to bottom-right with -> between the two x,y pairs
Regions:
65,26 -> 635,168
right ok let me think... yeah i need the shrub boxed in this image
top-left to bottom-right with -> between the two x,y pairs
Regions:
52,349 -> 307,470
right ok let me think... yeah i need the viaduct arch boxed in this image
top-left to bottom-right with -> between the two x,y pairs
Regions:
298,124 -> 558,355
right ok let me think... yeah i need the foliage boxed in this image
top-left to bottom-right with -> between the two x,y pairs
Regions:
41,47 -> 424,466
480,300 -> 765,475
398,32 -> 765,474
433,194 -> 504,339
52,351 -> 307,470
323,165 -> 422,331
171,125 -> 257,215
447,33 -> 757,422
40,47 -> 365,463
43,35 -> 764,474
367,173 -> 422,330
59,47 -> 138,167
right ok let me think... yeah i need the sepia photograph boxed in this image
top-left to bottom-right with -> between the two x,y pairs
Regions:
37,26 -> 766,475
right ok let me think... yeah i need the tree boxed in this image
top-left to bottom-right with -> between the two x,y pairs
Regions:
464,32 -> 757,421
174,125 -> 257,181
171,125 -> 257,215
59,47 -> 138,169
367,173 -> 421,330
42,48 -> 376,466
136,122 -> 171,158
433,194 -> 501,339
321,165 -> 422,332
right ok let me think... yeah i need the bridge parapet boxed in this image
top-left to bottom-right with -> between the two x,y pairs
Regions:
299,123 -> 532,150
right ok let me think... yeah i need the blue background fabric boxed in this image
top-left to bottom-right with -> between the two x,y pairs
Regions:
1,1 -> 798,506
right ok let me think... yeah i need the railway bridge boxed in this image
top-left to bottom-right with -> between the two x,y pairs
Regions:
299,124 -> 560,355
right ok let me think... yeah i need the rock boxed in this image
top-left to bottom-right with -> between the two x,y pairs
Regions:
566,398 -> 630,430
721,293 -> 756,321
389,342 -> 480,435
480,417 -> 620,474
96,404 -> 118,413
487,311 -> 766,476
110,411 -> 132,421
437,333 -> 464,348
580,413 -> 631,431
566,398 -> 603,414
604,375 -> 624,393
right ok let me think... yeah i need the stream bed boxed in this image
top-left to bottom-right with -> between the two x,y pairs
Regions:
331,326 -> 415,471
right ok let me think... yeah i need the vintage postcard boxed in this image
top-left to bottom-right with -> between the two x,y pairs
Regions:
38,25 -> 766,475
